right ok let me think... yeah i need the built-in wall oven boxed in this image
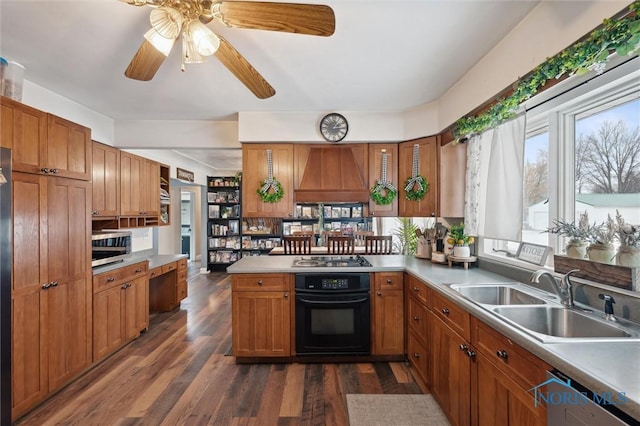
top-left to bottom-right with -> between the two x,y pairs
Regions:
295,272 -> 371,356
91,231 -> 132,267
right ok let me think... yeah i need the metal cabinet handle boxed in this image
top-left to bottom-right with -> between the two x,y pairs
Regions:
496,350 -> 509,359
441,308 -> 450,315
91,210 -> 99,215
107,277 -> 115,282
42,283 -> 51,290
412,287 -> 420,292
413,353 -> 421,358
135,268 -> 142,273
284,293 -> 289,298
51,168 -> 59,174
40,168 -> 50,174
50,281 -> 58,287
467,350 -> 476,360
413,316 -> 420,321
459,344 -> 468,351
376,291 -> 382,296
121,284 -> 128,289
257,280 -> 263,285
386,279 -> 392,284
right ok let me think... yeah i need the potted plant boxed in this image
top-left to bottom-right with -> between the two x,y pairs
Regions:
391,217 -> 418,255
447,222 -> 474,258
586,214 -> 616,264
614,210 -> 640,267
544,211 -> 590,259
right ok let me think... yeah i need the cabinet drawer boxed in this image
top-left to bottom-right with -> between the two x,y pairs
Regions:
177,280 -> 188,301
407,295 -> 429,338
178,269 -> 187,283
374,271 -> 403,291
93,270 -> 124,292
161,262 -> 178,274
177,258 -> 188,271
431,291 -> 470,341
232,274 -> 290,291
406,274 -> 430,307
120,261 -> 148,280
149,266 -> 163,279
407,329 -> 429,387
473,319 -> 549,389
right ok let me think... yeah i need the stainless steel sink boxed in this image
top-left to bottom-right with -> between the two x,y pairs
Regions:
492,305 -> 639,341
448,284 -> 547,305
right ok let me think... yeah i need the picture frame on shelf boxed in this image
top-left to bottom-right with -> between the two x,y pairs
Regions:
208,205 -> 220,219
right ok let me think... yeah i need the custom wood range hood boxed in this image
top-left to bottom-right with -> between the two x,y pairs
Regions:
294,144 -> 369,203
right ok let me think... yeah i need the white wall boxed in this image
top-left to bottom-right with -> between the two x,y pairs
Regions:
114,120 -> 239,148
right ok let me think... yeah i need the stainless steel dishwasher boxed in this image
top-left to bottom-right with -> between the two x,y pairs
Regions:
546,371 -> 638,426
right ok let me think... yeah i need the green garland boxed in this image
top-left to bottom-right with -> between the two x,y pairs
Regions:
257,179 -> 284,203
453,2 -> 640,140
404,175 -> 429,201
370,185 -> 398,205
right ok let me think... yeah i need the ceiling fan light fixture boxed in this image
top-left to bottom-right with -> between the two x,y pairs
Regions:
187,19 -> 220,56
149,6 -> 183,39
144,28 -> 176,56
182,31 -> 207,65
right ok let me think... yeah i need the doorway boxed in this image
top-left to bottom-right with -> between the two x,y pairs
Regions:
181,190 -> 195,261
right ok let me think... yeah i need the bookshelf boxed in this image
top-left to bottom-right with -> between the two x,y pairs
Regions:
207,176 -> 242,271
282,203 -> 371,244
242,218 -> 282,256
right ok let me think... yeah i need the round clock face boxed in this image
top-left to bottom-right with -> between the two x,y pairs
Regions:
320,113 -> 348,142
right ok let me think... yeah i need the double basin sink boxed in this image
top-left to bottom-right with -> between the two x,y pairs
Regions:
446,283 -> 640,343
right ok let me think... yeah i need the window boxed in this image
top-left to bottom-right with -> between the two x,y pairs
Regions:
482,58 -> 640,266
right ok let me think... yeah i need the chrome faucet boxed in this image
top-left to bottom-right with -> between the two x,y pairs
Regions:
529,269 -> 580,307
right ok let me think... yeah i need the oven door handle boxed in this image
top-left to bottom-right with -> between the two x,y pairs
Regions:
297,297 -> 369,305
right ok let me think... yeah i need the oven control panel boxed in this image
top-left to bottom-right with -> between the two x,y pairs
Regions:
295,273 -> 370,292
321,278 -> 349,290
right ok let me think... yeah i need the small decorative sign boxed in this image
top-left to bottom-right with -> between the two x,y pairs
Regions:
177,167 -> 194,182
516,242 -> 552,266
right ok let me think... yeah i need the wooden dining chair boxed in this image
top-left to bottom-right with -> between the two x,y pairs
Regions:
353,230 -> 374,246
320,230 -> 342,246
283,236 -> 313,254
326,236 -> 355,255
293,231 -> 316,246
364,235 -> 393,254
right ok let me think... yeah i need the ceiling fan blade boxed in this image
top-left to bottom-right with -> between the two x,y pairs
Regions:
217,1 -> 335,36
214,37 -> 276,99
124,39 -> 168,81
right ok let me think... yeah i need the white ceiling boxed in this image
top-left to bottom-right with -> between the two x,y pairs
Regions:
0,0 -> 540,170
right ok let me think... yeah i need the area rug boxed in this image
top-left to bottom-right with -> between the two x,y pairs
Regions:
346,394 -> 450,426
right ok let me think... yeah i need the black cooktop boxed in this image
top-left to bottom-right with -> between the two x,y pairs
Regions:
292,255 -> 372,268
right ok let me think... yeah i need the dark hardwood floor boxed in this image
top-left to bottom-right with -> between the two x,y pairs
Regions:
16,263 -> 422,425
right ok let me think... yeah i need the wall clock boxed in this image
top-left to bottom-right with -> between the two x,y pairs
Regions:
319,113 -> 348,143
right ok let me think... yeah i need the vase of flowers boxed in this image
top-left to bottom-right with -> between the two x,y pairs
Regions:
614,210 -> 640,267
447,222 -> 474,258
586,214 -> 616,264
544,212 -> 590,259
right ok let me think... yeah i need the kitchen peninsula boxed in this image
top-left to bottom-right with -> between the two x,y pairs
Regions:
227,254 -> 640,424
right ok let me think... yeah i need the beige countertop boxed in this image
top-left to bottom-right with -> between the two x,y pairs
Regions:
227,254 -> 640,422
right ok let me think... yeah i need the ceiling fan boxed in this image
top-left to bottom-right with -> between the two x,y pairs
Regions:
119,0 -> 335,99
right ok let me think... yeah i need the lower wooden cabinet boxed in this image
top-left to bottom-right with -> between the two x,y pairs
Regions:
93,261 -> 149,362
177,258 -> 188,302
372,272 -> 404,355
407,329 -> 429,386
231,274 -> 292,357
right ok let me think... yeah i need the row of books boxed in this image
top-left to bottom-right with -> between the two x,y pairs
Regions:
208,204 -> 240,219
295,205 -> 363,219
209,236 -> 241,249
207,190 -> 239,203
242,236 -> 281,250
208,177 -> 238,187
282,221 -> 368,235
209,251 -> 239,264
211,221 -> 239,236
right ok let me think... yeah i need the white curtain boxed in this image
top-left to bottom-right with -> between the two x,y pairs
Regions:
464,114 -> 526,241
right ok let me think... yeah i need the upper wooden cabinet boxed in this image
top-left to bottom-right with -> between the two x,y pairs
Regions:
1,97 -> 92,180
120,151 -> 160,220
368,144 -> 398,217
242,144 -> 294,218
398,137 -> 439,217
91,141 -> 120,217
439,141 -> 467,218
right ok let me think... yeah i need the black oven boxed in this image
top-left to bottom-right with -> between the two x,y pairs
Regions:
295,273 -> 371,356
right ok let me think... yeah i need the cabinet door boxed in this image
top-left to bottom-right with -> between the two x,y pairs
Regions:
398,137 -> 438,217
120,151 -> 143,216
232,291 -> 291,357
141,158 -> 160,216
47,114 -> 92,180
372,288 -> 404,355
242,144 -> 294,217
476,352 -> 547,426
125,276 -> 149,341
93,284 -> 125,361
407,329 -> 430,388
92,141 -> 120,217
11,172 -> 48,417
1,97 -> 48,175
439,141 -> 467,218
46,177 -> 92,390
368,143 -> 398,216
430,312 -> 471,426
